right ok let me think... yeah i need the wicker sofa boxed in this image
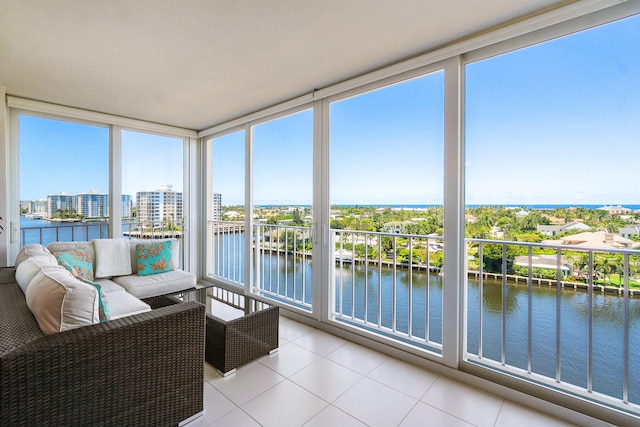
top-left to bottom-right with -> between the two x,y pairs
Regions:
0,267 -> 205,426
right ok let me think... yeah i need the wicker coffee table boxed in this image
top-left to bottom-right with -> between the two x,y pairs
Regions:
182,285 -> 279,375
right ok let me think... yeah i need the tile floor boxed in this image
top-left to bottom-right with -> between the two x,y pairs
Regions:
188,316 -> 578,427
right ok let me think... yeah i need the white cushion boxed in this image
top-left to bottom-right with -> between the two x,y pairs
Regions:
15,255 -> 58,294
107,290 -> 151,320
113,269 -> 196,299
93,238 -> 132,278
127,238 -> 180,271
25,265 -> 99,335
15,244 -> 55,268
93,278 -> 126,294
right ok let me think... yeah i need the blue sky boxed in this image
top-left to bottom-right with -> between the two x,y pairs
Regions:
20,14 -> 640,206
20,118 -> 183,200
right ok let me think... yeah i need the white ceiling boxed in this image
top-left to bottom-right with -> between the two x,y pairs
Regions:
0,0 -> 562,131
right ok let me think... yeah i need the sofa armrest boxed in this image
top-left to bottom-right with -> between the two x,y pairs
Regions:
0,300 -> 205,426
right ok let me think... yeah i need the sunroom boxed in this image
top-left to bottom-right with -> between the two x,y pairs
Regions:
1,1 -> 639,425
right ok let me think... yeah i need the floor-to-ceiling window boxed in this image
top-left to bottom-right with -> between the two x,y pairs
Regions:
464,13 -> 640,409
252,109 -> 314,311
328,71 -> 445,353
121,130 -> 185,262
18,114 -> 109,246
208,129 -> 246,284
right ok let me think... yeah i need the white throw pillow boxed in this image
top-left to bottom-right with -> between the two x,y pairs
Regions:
93,238 -> 132,278
25,265 -> 99,335
15,255 -> 58,294
15,244 -> 55,268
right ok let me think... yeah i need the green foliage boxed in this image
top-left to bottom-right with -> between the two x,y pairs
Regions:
52,208 -> 82,219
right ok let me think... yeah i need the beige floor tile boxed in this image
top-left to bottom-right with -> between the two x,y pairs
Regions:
198,382 -> 237,425
279,316 -> 317,341
326,341 -> 387,375
421,376 -> 503,427
399,401 -> 474,427
208,408 -> 261,427
258,341 -> 321,377
292,328 -> 348,356
241,380 -> 327,427
334,377 -> 417,427
368,357 -> 439,399
290,358 -> 363,402
208,360 -> 284,406
303,405 -> 367,427
495,401 -> 577,427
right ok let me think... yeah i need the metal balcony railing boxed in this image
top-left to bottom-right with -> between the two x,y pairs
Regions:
254,223 -> 312,310
208,221 -> 312,310
208,220 -> 246,286
465,238 -> 640,412
332,229 -> 444,353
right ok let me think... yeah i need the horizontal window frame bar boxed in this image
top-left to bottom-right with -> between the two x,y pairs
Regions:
7,96 -> 197,139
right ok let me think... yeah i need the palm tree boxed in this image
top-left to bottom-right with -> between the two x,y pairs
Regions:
594,254 -> 623,285
567,252 -> 590,280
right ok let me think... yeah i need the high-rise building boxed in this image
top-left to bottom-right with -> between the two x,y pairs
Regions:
20,199 -> 48,216
122,194 -> 133,219
213,192 -> 222,221
136,185 -> 182,224
47,193 -> 77,217
76,191 -> 108,218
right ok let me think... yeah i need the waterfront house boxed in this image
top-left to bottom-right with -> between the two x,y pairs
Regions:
513,255 -> 572,278
1,1 -> 639,426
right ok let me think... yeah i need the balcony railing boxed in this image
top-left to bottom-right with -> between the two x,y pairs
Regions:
208,221 -> 312,310
254,223 -> 312,310
208,220 -> 246,286
208,220 -> 640,413
332,229 -> 443,353
466,238 -> 640,413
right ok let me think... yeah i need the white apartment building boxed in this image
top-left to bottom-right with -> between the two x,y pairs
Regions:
136,185 -> 182,224
47,193 -> 76,217
20,199 -> 47,216
76,191 -> 108,219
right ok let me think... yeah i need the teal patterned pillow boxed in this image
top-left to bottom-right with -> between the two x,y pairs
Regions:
136,241 -> 173,276
53,248 -> 94,281
58,260 -> 111,322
